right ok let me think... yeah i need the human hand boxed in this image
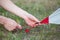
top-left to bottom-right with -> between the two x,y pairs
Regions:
3,17 -> 22,31
24,13 -> 40,28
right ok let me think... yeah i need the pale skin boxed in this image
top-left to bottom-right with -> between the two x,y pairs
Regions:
0,0 -> 40,31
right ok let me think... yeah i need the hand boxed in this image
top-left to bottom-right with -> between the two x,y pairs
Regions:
24,14 -> 40,27
3,18 -> 22,31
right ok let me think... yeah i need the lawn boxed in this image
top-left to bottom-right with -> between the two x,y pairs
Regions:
0,0 -> 60,40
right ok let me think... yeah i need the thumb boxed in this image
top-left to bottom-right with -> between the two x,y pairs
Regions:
17,24 -> 22,30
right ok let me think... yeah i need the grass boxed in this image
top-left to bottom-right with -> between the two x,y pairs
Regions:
0,0 -> 60,40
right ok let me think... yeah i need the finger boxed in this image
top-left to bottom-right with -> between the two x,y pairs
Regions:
4,24 -> 16,31
33,23 -> 39,28
27,23 -> 33,27
17,24 -> 22,30
32,22 -> 40,28
34,22 -> 43,27
38,23 -> 42,25
28,14 -> 40,22
32,17 -> 39,22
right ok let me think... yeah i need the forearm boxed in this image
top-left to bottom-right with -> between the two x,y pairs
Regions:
0,0 -> 28,19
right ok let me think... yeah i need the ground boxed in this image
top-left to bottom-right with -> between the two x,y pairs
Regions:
0,0 -> 60,40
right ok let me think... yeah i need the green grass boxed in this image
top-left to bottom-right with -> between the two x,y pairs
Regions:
0,0 -> 60,40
